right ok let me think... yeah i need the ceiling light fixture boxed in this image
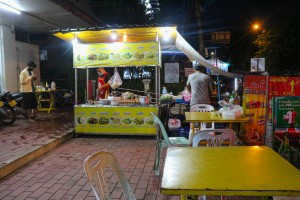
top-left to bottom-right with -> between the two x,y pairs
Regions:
111,30 -> 117,40
0,2 -> 21,15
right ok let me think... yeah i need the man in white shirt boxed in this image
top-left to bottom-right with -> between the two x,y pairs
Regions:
19,61 -> 38,123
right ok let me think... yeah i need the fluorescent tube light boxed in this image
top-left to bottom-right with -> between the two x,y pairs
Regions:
0,2 -> 21,15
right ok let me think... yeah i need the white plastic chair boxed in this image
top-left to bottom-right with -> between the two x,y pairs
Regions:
192,129 -> 238,200
151,112 -> 189,176
83,151 -> 136,200
192,129 -> 237,147
190,104 -> 215,130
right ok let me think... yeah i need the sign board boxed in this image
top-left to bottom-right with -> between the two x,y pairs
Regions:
251,58 -> 265,72
184,68 -> 194,77
211,31 -> 230,43
273,96 -> 300,129
164,63 -> 179,83
73,42 -> 160,68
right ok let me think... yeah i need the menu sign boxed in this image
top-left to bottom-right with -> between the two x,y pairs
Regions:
73,42 -> 160,68
74,106 -> 157,135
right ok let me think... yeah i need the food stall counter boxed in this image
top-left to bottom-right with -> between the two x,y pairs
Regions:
74,104 -> 157,135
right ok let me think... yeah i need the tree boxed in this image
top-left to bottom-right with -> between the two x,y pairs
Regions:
253,0 -> 300,74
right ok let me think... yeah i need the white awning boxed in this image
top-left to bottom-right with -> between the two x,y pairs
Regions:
175,31 -> 238,78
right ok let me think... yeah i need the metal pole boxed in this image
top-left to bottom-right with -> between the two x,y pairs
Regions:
256,59 -> 260,73
86,68 -> 89,101
75,68 -> 78,105
215,49 -> 221,101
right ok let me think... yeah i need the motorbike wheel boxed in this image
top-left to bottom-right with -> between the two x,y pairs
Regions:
0,106 -> 17,125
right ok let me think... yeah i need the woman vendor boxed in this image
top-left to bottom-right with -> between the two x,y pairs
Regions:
97,67 -> 111,99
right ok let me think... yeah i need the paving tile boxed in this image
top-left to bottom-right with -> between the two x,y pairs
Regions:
0,109 -> 281,200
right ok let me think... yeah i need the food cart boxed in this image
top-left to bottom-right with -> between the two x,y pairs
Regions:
52,26 -> 179,135
52,25 -> 237,135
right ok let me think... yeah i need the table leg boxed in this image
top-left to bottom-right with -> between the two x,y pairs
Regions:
188,122 -> 195,144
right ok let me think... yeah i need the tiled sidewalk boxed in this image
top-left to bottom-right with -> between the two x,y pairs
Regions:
0,109 -> 269,200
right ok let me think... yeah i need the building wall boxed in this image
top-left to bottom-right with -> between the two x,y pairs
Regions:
0,25 -> 40,93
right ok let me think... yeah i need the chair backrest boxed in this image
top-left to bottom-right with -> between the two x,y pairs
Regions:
192,129 -> 236,147
190,104 -> 215,112
190,104 -> 215,130
84,151 -> 136,200
150,112 -> 172,147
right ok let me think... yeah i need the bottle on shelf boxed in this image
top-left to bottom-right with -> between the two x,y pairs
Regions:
229,95 -> 234,104
279,132 -> 292,162
51,82 -> 56,90
45,82 -> 49,90
162,87 -> 167,94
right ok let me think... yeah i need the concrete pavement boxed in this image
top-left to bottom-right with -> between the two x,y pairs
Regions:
0,108 -> 268,199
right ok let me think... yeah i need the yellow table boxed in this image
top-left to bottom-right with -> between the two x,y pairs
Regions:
35,90 -> 55,113
185,112 -> 248,140
161,146 -> 300,198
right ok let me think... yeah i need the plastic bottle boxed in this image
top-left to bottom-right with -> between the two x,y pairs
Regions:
279,132 -> 291,162
51,82 -> 56,90
162,87 -> 167,94
45,82 -> 49,90
229,95 -> 234,104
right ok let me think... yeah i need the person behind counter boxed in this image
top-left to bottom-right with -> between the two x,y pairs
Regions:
186,65 -> 213,106
97,67 -> 111,99
186,64 -> 213,143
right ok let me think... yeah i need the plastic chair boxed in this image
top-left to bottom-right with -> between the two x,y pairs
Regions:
151,112 -> 189,176
190,104 -> 215,130
192,129 -> 237,147
192,129 -> 238,200
83,151 -> 136,200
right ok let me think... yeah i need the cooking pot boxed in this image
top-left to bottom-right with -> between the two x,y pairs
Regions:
139,96 -> 149,106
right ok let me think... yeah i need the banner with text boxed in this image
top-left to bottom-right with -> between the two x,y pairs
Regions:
73,42 -> 160,68
240,75 -> 267,146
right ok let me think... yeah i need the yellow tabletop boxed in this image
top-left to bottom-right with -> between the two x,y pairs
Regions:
185,112 -> 248,123
161,146 -> 300,197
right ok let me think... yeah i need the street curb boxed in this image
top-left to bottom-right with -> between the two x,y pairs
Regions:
0,129 -> 74,180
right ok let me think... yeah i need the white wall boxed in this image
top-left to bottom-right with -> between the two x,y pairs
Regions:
0,24 -> 40,93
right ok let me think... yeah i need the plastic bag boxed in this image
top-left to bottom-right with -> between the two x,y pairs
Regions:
108,67 -> 122,89
181,87 -> 191,102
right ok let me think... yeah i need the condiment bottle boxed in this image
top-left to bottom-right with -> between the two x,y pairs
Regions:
162,87 -> 167,94
279,132 -> 292,162
45,82 -> 49,90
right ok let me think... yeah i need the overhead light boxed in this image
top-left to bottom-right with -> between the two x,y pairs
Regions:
0,2 -> 21,15
111,30 -> 117,40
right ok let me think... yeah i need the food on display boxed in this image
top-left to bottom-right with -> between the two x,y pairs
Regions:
145,117 -> 154,125
122,118 -> 132,124
77,117 -> 87,124
99,117 -> 110,124
87,54 -> 97,60
111,53 -> 121,60
122,92 -> 135,99
87,117 -> 98,124
160,94 -> 173,103
145,52 -> 157,59
122,52 -> 132,59
134,118 -> 144,125
98,53 -> 109,60
111,117 -> 121,124
133,52 -> 145,59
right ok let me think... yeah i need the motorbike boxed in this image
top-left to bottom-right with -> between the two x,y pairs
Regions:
0,91 -> 17,125
11,92 -> 27,118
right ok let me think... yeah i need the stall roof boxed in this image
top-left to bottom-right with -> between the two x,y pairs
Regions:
51,25 -> 177,45
52,25 -> 238,78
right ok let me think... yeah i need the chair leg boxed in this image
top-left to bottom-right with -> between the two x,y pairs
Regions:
154,143 -> 162,176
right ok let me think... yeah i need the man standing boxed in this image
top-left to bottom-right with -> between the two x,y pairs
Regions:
96,67 -> 111,99
19,61 -> 38,122
186,65 -> 213,142
187,65 -> 213,106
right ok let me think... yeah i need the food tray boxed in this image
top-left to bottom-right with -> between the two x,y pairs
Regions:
119,100 -> 135,106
